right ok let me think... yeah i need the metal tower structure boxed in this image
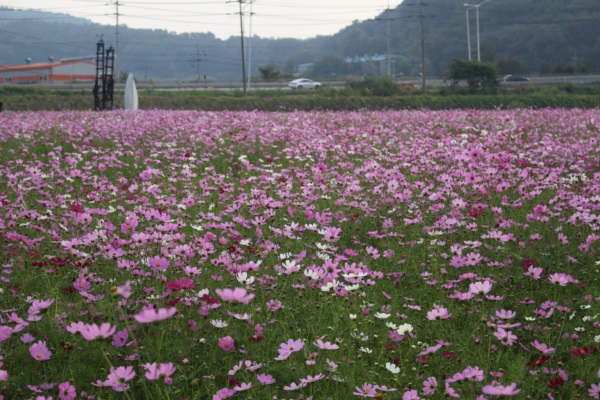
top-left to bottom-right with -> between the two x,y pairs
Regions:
93,39 -> 115,111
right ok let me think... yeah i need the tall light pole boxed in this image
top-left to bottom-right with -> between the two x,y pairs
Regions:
419,0 -> 426,93
464,6 -> 472,61
238,0 -> 247,96
464,0 -> 491,62
246,0 -> 253,90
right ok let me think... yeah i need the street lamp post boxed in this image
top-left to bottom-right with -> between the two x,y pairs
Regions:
465,7 -> 472,61
464,0 -> 491,62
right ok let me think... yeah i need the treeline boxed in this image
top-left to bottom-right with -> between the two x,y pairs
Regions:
1,0 -> 599,81
2,84 -> 599,112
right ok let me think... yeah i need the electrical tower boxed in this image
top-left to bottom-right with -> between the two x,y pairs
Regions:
93,39 -> 115,111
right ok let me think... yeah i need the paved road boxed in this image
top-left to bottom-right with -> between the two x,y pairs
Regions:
7,75 -> 600,91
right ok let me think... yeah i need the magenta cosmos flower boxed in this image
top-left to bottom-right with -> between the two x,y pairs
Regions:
29,340 -> 51,361
482,382 -> 521,396
275,338 -> 305,360
133,306 -> 177,323
215,287 -> 255,304
218,336 -> 235,352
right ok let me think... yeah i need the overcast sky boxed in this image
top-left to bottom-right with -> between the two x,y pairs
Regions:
1,0 -> 400,40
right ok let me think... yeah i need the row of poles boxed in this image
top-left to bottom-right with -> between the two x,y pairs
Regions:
107,0 -> 489,96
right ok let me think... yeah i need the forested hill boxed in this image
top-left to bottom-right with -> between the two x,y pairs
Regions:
1,0 -> 599,81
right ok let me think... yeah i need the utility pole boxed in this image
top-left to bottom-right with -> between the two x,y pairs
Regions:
194,46 -> 205,81
419,0 -> 426,93
238,0 -> 247,96
386,2 -> 392,76
247,0 -> 253,90
115,0 -> 120,81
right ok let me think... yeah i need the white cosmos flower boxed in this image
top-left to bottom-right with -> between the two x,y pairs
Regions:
344,284 -> 360,291
349,314 -> 357,320
320,280 -> 339,292
282,260 -> 298,271
397,323 -> 414,335
342,272 -> 368,279
304,269 -> 320,280
385,362 -> 400,374
374,313 -> 391,319
386,322 -> 398,330
236,272 -> 255,285
359,347 -> 372,354
210,320 -> 228,328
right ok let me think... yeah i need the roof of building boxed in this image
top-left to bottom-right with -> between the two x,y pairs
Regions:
0,57 -> 95,72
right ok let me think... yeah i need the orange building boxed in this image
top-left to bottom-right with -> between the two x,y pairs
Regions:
0,57 -> 96,84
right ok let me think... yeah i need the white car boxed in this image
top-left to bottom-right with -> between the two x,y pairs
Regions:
288,78 -> 321,89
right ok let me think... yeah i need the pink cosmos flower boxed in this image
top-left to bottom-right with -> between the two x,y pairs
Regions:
233,382 -> 252,391
403,389 -> 422,400
469,281 -> 492,295
300,373 -> 324,384
133,306 -> 177,323
147,255 -> 170,271
283,381 -> 307,391
29,341 -> 51,361
0,370 -> 8,381
73,277 -> 91,292
422,376 -> 438,395
354,382 -> 378,397
144,362 -> 176,381
495,309 -> 516,319
111,328 -> 129,348
58,381 -> 76,400
80,323 -> 116,341
275,338 -> 305,360
0,326 -> 12,342
257,374 -> 276,385
218,336 -> 235,352
462,366 -> 484,381
266,299 -> 282,311
114,280 -> 132,298
105,365 -> 135,392
313,339 -> 339,350
322,226 -> 342,242
531,340 -> 555,355
215,287 -> 255,304
213,387 -> 236,399
494,328 -> 517,346
426,306 -> 452,320
482,382 -> 521,396
589,383 -> 600,399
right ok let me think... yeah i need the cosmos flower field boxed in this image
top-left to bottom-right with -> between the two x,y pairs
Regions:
0,108 -> 599,400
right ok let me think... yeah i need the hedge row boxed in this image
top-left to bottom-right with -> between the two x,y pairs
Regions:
1,92 -> 599,111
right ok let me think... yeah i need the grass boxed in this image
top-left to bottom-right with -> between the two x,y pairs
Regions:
0,108 -> 599,399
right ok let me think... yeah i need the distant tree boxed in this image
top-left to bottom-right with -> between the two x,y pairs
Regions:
306,55 -> 348,78
496,57 -> 528,75
445,59 -> 498,90
258,65 -> 280,80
